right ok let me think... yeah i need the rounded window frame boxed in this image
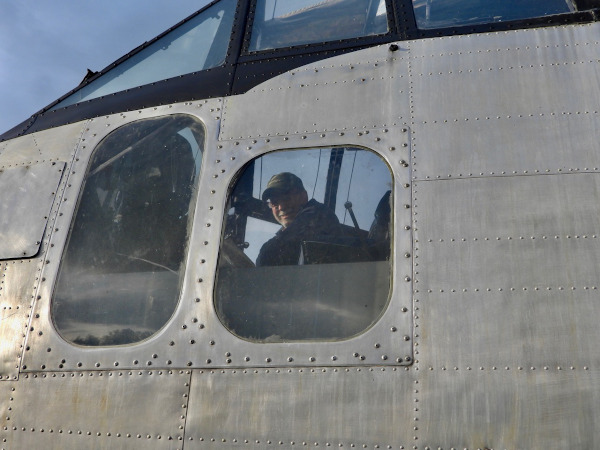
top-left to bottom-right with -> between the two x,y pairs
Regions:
50,114 -> 206,347
214,145 -> 396,343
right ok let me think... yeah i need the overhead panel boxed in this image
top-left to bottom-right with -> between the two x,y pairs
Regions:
0,161 -> 65,260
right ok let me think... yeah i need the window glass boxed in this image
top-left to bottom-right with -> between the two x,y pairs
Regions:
215,147 -> 393,342
52,115 -> 204,346
412,0 -> 574,29
53,0 -> 237,109
249,0 -> 388,52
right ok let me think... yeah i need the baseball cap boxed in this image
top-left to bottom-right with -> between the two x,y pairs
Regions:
261,172 -> 305,201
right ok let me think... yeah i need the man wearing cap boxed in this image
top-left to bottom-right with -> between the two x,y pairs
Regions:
256,172 -> 341,266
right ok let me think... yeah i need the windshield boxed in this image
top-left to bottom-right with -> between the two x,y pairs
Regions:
53,0 -> 237,109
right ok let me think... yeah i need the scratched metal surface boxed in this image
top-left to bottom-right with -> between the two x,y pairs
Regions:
221,42 -> 409,140
0,122 -> 86,167
0,370 -> 191,450
184,367 -> 417,449
0,16 -> 599,450
0,260 -> 42,381
0,162 -> 65,259
410,22 -> 600,449
409,22 -> 600,181
414,173 -> 600,371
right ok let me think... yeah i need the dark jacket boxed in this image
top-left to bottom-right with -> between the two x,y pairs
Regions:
256,199 -> 340,266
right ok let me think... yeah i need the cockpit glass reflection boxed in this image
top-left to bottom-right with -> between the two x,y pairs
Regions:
412,0 -> 573,29
53,0 -> 237,109
52,114 -> 204,346
215,147 -> 393,342
249,0 -> 388,52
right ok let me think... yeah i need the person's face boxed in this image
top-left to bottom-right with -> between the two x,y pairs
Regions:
267,189 -> 307,228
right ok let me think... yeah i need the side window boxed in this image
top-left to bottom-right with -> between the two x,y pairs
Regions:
215,147 -> 393,342
412,0 -> 576,29
53,0 -> 237,109
248,0 -> 389,52
52,115 -> 204,346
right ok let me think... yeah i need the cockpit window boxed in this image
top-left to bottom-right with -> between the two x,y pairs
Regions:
412,0 -> 575,29
53,0 -> 237,109
248,0 -> 389,52
52,114 -> 204,346
215,147 -> 393,342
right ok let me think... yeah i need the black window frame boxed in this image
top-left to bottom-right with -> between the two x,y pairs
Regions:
239,0 -> 400,58
4,0 -> 600,142
9,0 -> 250,137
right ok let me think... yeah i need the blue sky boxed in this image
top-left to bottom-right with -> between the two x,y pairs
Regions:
0,1 -> 210,134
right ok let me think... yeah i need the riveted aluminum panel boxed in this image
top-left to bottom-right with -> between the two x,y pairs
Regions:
221,44 -> 409,140
0,370 -> 190,449
414,174 -> 600,369
23,100 -> 413,372
409,22 -> 600,180
0,259 -> 41,380
184,367 -> 417,449
0,122 -> 86,167
415,174 -> 600,245
20,101 -> 224,373
418,368 -> 600,449
411,114 -> 600,182
0,162 -> 65,259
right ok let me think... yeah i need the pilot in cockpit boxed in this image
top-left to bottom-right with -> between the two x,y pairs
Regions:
256,172 -> 340,266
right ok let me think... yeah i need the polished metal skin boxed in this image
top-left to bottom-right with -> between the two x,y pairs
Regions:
1,19 -> 600,450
